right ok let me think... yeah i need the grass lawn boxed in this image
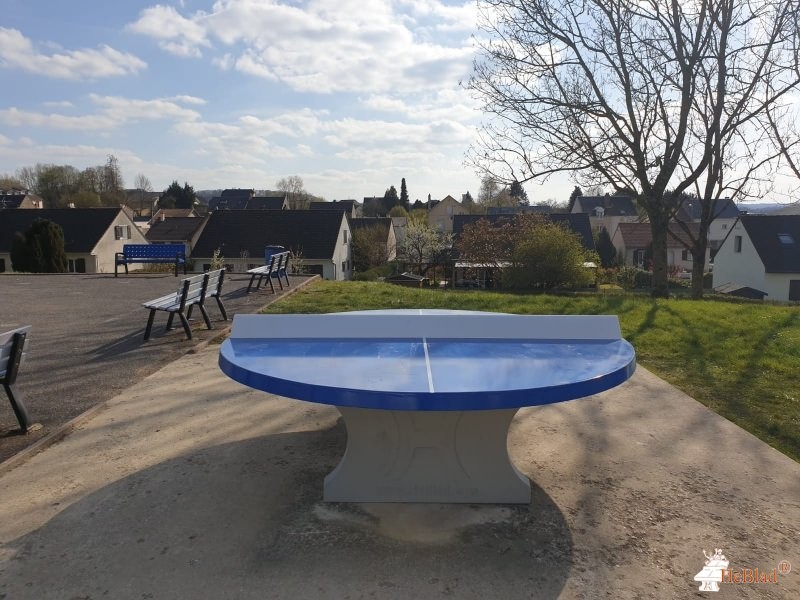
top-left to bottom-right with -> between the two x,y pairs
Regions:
263,280 -> 800,462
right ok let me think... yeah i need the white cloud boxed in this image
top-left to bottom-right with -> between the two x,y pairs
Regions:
0,95 -> 202,131
0,27 -> 146,80
126,5 -> 209,57
126,0 -> 475,93
0,107 -> 117,130
41,100 -> 75,108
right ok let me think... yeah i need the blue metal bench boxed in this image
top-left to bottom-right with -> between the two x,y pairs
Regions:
115,244 -> 187,277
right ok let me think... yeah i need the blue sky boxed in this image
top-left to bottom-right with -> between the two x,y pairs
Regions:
0,0 -> 573,202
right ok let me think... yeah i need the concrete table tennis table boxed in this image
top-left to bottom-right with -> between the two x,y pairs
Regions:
219,310 -> 636,503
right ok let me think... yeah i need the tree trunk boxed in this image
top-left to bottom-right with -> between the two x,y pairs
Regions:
649,214 -> 670,298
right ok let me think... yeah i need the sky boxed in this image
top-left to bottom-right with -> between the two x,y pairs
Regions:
0,0 -> 574,203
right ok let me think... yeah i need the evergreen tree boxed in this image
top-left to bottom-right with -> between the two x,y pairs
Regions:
400,178 -> 409,209
10,219 -> 67,273
160,181 -> 197,209
384,185 -> 399,208
594,228 -> 617,268
509,180 -> 529,205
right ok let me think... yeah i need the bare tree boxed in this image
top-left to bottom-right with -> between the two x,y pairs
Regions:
468,0 -> 800,297
276,175 -> 308,209
133,173 -> 153,216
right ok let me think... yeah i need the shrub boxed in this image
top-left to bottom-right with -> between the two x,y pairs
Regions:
10,219 -> 67,273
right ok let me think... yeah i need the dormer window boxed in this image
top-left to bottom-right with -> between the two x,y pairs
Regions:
594,207 -> 605,217
777,233 -> 795,245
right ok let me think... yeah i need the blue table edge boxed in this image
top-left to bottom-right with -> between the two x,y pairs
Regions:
218,339 -> 637,411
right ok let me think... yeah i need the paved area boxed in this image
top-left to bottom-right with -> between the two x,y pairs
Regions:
0,341 -> 798,599
0,272 -> 313,463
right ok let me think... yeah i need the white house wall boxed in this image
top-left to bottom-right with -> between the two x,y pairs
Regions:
712,222 -> 767,294
93,215 -> 149,273
762,273 -> 800,302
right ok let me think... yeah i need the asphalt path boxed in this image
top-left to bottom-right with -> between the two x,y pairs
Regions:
0,271 -> 311,463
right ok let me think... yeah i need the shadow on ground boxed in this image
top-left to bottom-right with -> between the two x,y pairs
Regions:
0,422 -> 573,600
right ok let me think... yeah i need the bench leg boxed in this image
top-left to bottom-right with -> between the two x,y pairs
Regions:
275,272 -> 284,290
215,297 -> 229,321
198,304 -> 213,330
3,382 -> 31,434
282,270 -> 290,287
267,276 -> 275,294
166,312 -> 176,331
144,309 -> 157,341
178,312 -> 193,340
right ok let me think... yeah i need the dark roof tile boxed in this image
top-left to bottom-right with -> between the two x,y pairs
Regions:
192,210 -> 345,259
0,208 -> 123,252
740,215 -> 800,273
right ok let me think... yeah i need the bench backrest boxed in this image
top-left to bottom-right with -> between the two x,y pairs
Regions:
0,326 -> 31,383
124,244 -> 186,260
205,269 -> 225,297
276,252 -> 288,273
178,273 -> 208,308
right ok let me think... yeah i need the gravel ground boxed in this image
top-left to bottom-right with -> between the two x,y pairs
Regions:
0,272 -> 312,463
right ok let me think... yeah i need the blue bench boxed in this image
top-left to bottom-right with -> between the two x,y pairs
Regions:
1,326 -> 32,433
115,244 -> 187,277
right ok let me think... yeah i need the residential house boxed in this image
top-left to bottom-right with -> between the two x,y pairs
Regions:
145,216 -> 208,257
453,213 -> 595,251
310,199 -> 358,218
247,195 -> 288,210
349,217 -> 397,263
124,189 -> 161,217
451,213 -> 595,287
486,206 -> 553,216
428,195 -> 465,233
611,222 -> 711,271
0,207 -> 147,273
207,189 -> 289,211
712,215 -> 800,302
0,190 -> 44,210
191,210 -> 352,280
392,216 -> 408,253
362,196 -> 396,217
674,197 -> 739,255
571,195 -> 639,237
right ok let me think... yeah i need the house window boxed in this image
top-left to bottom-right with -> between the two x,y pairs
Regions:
0,258 -> 5,272
343,230 -> 348,244
778,233 -> 795,245
68,258 -> 86,273
734,236 -> 742,253
114,225 -> 131,240
682,250 -> 693,261
790,280 -> 800,301
633,249 -> 645,267
342,260 -> 348,273
722,223 -> 728,230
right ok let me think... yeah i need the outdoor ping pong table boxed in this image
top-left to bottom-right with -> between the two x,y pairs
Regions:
219,309 -> 636,503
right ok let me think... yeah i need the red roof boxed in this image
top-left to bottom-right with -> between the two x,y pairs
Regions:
615,222 -> 700,248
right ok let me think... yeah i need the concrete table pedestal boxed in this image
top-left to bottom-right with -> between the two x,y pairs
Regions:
325,407 -> 529,503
